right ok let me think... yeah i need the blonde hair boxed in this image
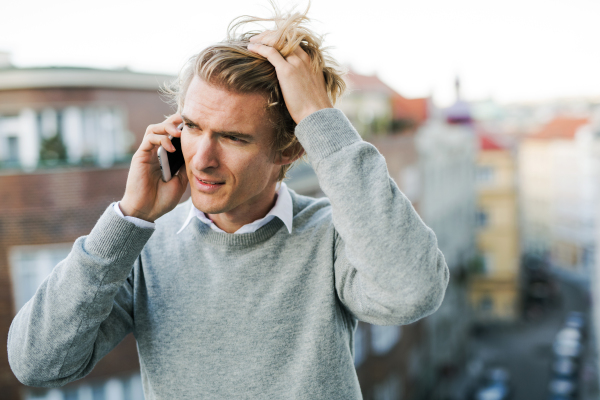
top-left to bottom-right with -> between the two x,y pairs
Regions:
162,2 -> 346,181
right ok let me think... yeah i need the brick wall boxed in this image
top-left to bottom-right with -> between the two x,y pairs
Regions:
0,167 -> 138,399
0,86 -> 176,399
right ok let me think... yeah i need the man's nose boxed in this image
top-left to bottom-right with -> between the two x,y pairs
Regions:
191,134 -> 219,171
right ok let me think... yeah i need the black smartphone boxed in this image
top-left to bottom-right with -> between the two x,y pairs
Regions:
157,124 -> 185,182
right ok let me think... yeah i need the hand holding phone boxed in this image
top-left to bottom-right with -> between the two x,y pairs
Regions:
119,115 -> 189,222
157,123 -> 185,182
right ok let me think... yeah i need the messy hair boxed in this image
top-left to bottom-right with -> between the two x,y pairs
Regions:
162,2 -> 346,181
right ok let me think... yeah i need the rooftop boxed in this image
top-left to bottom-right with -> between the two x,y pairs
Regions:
478,133 -> 505,151
345,69 -> 428,124
528,116 -> 589,140
0,66 -> 175,91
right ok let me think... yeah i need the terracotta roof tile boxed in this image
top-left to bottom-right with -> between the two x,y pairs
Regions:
479,134 -> 504,150
345,69 -> 428,124
529,117 -> 589,140
392,96 -> 428,124
345,71 -> 396,94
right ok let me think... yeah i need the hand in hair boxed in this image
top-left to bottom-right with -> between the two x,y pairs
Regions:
248,31 -> 333,124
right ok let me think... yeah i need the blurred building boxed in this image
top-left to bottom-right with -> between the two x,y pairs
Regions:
469,132 -> 521,323
582,110 -> 600,392
337,74 -> 479,399
0,61 -> 175,400
413,92 -> 478,398
352,132 -> 424,400
471,96 -> 600,142
519,116 -> 598,279
338,69 -> 428,137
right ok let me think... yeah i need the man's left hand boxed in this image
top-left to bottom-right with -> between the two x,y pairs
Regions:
248,32 -> 333,124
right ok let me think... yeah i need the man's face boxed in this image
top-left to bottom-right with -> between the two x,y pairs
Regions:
180,76 -> 281,216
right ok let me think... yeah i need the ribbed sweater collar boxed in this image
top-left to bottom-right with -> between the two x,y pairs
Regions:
188,213 -> 286,246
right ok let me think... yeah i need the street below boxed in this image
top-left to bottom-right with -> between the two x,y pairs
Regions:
466,276 -> 599,400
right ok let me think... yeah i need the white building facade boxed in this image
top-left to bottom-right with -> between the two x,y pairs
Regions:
415,116 -> 478,395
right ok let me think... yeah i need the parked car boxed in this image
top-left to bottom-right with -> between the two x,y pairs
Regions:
472,367 -> 512,400
565,311 -> 585,331
556,327 -> 581,343
552,357 -> 578,379
553,339 -> 582,358
475,383 -> 510,400
548,378 -> 578,399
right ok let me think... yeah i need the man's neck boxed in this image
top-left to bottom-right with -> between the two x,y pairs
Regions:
206,184 -> 279,233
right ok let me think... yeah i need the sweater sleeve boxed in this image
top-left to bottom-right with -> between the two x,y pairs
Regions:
7,204 -> 154,387
295,108 -> 449,326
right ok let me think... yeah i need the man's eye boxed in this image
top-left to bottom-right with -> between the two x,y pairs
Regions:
226,135 -> 243,142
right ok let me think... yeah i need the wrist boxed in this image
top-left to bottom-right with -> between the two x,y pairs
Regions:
298,105 -> 333,125
118,201 -> 155,223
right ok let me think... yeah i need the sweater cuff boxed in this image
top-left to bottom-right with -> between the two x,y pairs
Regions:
295,108 -> 362,163
85,203 -> 155,263
113,202 -> 157,230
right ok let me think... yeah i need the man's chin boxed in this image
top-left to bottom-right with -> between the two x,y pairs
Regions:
190,195 -> 229,215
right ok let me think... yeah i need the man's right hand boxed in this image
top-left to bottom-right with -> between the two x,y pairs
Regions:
119,114 -> 189,223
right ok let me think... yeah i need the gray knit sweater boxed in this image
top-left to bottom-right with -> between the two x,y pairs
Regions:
8,108 -> 449,399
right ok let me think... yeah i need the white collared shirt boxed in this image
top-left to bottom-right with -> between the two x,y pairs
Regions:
114,182 -> 293,235
177,182 -> 293,234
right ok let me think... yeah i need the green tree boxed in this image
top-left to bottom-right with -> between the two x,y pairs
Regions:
39,134 -> 67,165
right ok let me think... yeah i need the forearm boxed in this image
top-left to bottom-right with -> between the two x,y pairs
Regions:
295,109 -> 449,321
7,205 -> 153,386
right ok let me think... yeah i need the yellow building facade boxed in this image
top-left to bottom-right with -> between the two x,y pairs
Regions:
469,137 -> 521,322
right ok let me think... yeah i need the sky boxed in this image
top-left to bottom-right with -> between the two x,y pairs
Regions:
1,0 -> 599,106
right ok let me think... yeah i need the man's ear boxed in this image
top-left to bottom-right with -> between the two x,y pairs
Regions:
274,142 -> 305,166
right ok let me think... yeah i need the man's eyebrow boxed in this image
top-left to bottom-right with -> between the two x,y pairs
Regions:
214,130 -> 255,141
181,115 -> 199,127
181,114 -> 255,141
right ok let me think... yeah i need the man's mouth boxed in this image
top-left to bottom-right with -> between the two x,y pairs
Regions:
198,179 -> 224,185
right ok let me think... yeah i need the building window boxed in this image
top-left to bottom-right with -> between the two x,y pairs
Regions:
479,295 -> 494,312
91,383 -> 105,400
373,373 -> 402,400
483,253 -> 495,274
0,106 -> 130,171
371,325 -> 401,355
476,209 -> 489,228
354,323 -> 367,367
63,387 -> 78,400
25,374 -> 144,400
477,166 -> 494,184
7,136 -> 19,164
9,244 -> 72,311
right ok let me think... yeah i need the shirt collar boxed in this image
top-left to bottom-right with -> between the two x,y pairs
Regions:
177,182 -> 293,235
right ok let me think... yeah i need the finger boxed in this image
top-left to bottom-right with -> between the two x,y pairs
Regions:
285,52 -> 304,68
249,31 -> 276,46
168,122 -> 183,137
140,133 -> 176,153
166,113 -> 182,124
145,120 -> 182,138
163,114 -> 183,136
248,43 -> 288,69
293,46 -> 311,64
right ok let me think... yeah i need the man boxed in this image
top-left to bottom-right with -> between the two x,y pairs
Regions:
8,7 -> 449,399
